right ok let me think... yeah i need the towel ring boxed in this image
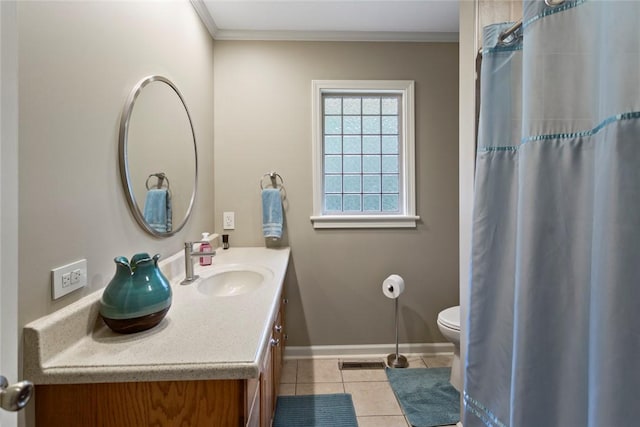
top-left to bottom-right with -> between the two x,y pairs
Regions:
146,173 -> 171,191
259,172 -> 284,190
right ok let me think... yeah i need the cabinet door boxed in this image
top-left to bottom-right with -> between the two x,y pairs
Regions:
259,296 -> 286,427
272,309 -> 283,398
260,342 -> 274,427
36,380 -> 245,427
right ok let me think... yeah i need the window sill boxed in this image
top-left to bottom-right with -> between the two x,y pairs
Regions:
310,215 -> 420,229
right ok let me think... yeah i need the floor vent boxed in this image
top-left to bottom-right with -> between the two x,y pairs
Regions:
338,361 -> 386,370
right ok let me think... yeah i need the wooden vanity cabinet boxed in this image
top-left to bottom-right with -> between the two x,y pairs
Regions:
35,295 -> 287,427
257,293 -> 286,427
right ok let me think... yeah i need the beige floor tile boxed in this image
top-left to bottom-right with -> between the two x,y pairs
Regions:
295,382 -> 344,395
423,355 -> 453,368
278,383 -> 295,396
297,359 -> 342,383
405,356 -> 427,369
280,359 -> 297,383
344,381 -> 403,417
341,368 -> 388,382
357,415 -> 409,427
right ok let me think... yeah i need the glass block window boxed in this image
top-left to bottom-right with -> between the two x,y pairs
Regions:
311,80 -> 417,229
322,95 -> 402,213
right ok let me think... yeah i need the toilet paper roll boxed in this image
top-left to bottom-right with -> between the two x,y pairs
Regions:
382,274 -> 405,299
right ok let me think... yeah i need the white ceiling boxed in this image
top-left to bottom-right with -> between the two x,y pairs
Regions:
193,0 -> 459,42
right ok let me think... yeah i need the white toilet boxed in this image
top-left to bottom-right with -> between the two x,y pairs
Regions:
437,305 -> 462,391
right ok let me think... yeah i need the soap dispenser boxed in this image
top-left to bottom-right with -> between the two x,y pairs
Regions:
199,232 -> 213,266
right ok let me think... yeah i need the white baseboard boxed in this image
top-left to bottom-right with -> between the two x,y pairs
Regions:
284,342 -> 454,360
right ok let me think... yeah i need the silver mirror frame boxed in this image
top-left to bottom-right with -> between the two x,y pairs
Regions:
118,75 -> 198,237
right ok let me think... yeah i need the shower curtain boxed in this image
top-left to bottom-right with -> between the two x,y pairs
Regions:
465,2 -> 640,426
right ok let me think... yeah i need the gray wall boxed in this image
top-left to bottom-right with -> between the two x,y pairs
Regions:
213,41 -> 459,346
17,1 -> 215,333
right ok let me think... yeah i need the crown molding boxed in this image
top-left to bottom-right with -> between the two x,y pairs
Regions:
212,29 -> 459,43
190,0 -> 458,43
190,0 -> 218,38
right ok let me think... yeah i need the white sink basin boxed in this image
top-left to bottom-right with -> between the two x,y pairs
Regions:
197,264 -> 273,297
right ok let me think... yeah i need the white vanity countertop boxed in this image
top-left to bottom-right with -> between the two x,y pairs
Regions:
23,246 -> 290,384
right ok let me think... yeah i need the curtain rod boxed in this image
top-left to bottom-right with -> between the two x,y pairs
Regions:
498,0 -> 566,43
498,20 -> 522,44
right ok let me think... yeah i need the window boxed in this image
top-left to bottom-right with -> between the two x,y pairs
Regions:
311,80 -> 418,228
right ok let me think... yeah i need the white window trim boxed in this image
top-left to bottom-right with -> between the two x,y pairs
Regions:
310,80 -> 419,229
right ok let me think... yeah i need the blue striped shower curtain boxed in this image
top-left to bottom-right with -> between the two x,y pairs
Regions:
465,1 -> 640,426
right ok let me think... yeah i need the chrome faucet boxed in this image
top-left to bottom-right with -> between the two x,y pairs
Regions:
181,241 -> 216,285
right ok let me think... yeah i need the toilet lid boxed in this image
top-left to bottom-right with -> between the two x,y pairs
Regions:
438,306 -> 460,331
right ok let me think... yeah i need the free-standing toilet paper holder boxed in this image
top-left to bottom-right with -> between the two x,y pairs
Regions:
386,285 -> 408,368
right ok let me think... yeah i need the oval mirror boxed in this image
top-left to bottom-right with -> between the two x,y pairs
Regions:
119,75 -> 197,237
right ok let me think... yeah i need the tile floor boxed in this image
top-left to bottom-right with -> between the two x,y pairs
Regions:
278,355 -> 457,427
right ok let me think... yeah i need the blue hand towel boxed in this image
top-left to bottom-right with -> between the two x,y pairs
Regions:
143,189 -> 172,233
262,188 -> 283,239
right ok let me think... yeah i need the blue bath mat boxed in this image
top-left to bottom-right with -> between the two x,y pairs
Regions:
386,367 -> 460,427
273,393 -> 358,427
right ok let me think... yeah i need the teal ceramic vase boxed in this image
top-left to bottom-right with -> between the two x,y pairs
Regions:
100,253 -> 172,334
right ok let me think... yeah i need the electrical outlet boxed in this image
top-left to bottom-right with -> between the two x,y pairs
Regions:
223,211 -> 235,230
51,259 -> 87,299
70,269 -> 82,285
62,272 -> 71,288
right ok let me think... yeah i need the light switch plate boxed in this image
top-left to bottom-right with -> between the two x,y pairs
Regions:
51,259 -> 87,299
